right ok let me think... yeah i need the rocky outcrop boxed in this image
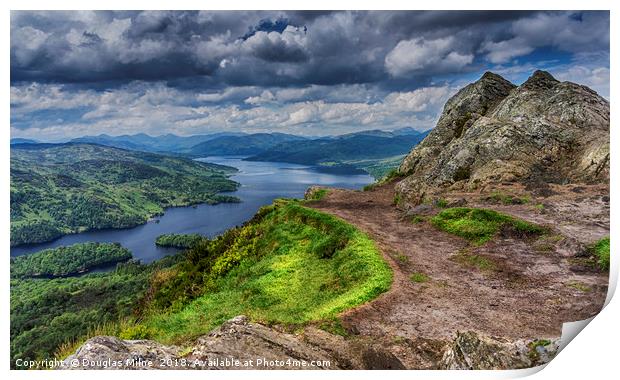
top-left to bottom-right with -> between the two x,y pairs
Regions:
439,331 -> 559,370
397,70 -> 610,204
60,336 -> 180,370
60,315 -> 404,370
62,315 -> 560,370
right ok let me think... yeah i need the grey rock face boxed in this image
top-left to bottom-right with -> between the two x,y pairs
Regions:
61,316 -> 340,370
186,315 -> 338,369
439,331 -> 559,370
60,336 -> 180,370
61,316 -> 556,370
397,70 -> 609,204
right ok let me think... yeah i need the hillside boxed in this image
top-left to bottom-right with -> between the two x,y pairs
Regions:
10,253 -> 180,368
187,132 -> 306,156
11,242 -> 132,279
12,200 -> 392,368
11,138 -> 38,144
246,130 -> 429,178
10,143 -> 239,246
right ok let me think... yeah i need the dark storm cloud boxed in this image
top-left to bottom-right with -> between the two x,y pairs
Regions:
10,10 -> 610,140
10,10 -> 609,87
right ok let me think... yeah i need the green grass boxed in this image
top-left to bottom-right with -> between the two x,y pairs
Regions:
394,253 -> 409,264
393,194 -> 402,206
382,168 -> 406,182
486,191 -> 529,205
305,188 -> 329,201
411,215 -> 425,224
436,198 -> 448,208
317,317 -> 350,337
431,207 -> 545,245
456,253 -> 496,271
409,272 -> 429,283
126,201 -> 392,344
592,237 -> 610,270
363,183 -> 377,191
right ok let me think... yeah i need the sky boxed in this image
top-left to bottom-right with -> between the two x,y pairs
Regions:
10,10 -> 610,141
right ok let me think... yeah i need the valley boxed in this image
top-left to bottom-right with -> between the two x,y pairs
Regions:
9,70 -> 610,370
11,156 -> 373,260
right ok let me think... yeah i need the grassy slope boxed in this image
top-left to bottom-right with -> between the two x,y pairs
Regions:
10,143 -> 239,246
125,201 -> 392,344
12,200 -> 391,364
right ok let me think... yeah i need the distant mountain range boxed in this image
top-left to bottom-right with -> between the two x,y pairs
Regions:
186,132 -> 306,156
11,127 -> 431,178
10,138 -> 38,144
246,129 -> 430,165
69,132 -> 246,153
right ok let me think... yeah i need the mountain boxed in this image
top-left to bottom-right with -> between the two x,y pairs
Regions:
186,132 -> 306,156
45,70 -> 609,371
396,70 -> 610,204
10,138 -> 37,144
245,129 -> 430,177
10,143 -> 239,246
70,132 -> 246,153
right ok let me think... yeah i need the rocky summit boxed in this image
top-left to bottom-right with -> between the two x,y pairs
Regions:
397,70 -> 610,205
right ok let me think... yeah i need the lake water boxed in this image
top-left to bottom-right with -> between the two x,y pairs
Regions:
10,157 -> 374,263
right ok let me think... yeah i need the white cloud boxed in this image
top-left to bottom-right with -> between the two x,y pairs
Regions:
385,37 -> 473,77
11,81 -> 454,140
244,90 -> 276,105
481,38 -> 535,64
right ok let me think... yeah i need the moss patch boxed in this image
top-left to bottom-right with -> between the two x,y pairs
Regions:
567,281 -> 592,292
409,272 -> 430,283
431,207 -> 545,245
592,237 -> 610,270
454,251 -> 496,271
411,215 -> 426,224
317,317 -> 350,337
527,339 -> 553,361
485,191 -> 530,205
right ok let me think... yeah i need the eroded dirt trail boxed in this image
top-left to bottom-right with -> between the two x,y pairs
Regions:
307,182 -> 608,368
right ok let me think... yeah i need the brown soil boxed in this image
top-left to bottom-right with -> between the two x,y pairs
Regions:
306,181 -> 609,368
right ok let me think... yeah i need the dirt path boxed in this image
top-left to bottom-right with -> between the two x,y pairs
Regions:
307,182 -> 608,368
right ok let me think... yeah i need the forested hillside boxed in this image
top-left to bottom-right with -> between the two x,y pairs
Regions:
10,143 -> 239,246
246,130 -> 429,178
11,242 -> 132,278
